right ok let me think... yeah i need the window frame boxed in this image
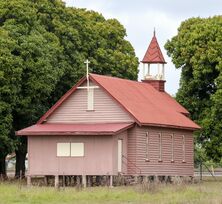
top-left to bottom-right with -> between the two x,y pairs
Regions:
56,142 -> 85,157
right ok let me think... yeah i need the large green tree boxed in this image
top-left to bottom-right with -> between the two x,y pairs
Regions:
165,16 -> 222,162
0,0 -> 139,177
0,29 -> 22,177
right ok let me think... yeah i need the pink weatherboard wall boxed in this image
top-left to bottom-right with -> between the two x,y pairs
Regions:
28,132 -> 128,176
127,125 -> 194,176
46,81 -> 133,124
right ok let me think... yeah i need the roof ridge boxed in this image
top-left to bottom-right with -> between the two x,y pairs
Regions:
90,73 -> 151,86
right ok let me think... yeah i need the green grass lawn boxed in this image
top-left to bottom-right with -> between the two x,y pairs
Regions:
0,180 -> 222,204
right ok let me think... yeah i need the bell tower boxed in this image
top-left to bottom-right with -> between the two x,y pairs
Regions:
141,30 -> 167,92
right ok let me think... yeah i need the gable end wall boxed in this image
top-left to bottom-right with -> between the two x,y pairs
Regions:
46,81 -> 134,123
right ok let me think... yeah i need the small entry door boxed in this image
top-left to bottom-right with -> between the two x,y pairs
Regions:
118,139 -> 122,172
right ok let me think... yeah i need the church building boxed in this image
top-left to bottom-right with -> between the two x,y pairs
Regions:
16,32 -> 200,187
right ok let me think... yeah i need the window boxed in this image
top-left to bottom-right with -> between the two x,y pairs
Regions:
57,143 -> 70,157
87,88 -> 94,110
145,132 -> 149,161
171,134 -> 174,162
57,142 -> 84,157
182,135 -> 185,162
158,133 -> 162,161
71,143 -> 84,157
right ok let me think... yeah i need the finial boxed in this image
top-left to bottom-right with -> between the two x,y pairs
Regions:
153,27 -> 156,37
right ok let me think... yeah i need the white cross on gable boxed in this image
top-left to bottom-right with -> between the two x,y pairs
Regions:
79,59 -> 99,111
77,59 -> 99,90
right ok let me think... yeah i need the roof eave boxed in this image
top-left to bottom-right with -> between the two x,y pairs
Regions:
16,131 -> 115,136
141,60 -> 167,64
15,122 -> 135,136
141,123 -> 201,131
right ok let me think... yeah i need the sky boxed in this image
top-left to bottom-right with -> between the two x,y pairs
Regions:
64,0 -> 222,94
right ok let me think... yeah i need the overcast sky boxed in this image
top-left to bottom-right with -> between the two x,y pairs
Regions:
64,0 -> 222,94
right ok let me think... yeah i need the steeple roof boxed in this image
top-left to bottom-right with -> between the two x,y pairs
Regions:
141,31 -> 166,64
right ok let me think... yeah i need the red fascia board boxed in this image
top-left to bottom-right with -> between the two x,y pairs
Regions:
89,75 -> 141,126
37,76 -> 87,124
16,131 -> 115,136
141,122 -> 201,131
16,123 -> 135,136
141,60 -> 167,64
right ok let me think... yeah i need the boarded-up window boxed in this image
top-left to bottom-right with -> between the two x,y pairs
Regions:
71,143 -> 84,157
158,133 -> 162,161
145,132 -> 149,161
87,88 -> 94,110
57,143 -> 70,157
171,134 -> 174,162
182,135 -> 185,162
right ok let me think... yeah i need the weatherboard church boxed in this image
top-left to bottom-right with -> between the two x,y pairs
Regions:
16,32 -> 200,187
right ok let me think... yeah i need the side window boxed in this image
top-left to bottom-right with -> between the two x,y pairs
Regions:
57,142 -> 84,157
171,134 -> 174,162
145,132 -> 149,161
158,133 -> 162,161
182,135 -> 185,162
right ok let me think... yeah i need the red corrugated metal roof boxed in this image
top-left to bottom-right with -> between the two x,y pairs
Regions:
90,74 -> 200,130
141,32 -> 166,64
161,92 -> 189,116
37,73 -> 200,130
16,123 -> 134,136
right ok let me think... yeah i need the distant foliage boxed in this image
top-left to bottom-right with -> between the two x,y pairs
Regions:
165,16 -> 222,162
0,0 -> 139,175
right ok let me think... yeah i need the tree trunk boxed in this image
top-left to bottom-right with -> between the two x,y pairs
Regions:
0,155 -> 7,180
15,151 -> 26,179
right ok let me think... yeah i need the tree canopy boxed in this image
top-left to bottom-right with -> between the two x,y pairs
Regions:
0,0 -> 139,177
165,16 -> 222,162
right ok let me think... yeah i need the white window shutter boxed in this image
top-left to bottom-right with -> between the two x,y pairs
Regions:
57,143 -> 70,157
71,143 -> 84,157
